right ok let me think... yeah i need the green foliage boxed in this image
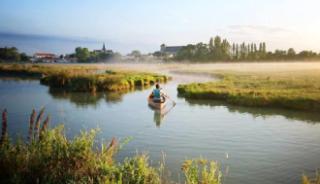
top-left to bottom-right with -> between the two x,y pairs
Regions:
119,155 -> 160,184
0,125 -> 159,183
0,47 -> 30,62
181,159 -> 221,184
174,35 -> 320,61
178,71 -> 320,112
74,46 -> 117,62
75,47 -> 90,62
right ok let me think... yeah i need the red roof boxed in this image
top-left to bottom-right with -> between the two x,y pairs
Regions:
34,52 -> 56,57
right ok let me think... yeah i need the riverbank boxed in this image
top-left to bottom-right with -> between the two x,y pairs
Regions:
178,70 -> 320,112
0,64 -> 170,92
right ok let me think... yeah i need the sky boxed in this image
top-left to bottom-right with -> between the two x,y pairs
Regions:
0,0 -> 320,54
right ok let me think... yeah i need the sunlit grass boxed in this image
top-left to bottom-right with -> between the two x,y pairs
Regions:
0,64 -> 170,92
302,170 -> 320,184
178,71 -> 320,111
182,158 -> 221,184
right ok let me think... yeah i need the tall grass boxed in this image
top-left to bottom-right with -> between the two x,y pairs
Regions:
0,109 -> 221,184
182,158 -> 221,184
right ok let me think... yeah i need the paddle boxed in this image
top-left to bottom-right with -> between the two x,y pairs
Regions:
158,87 -> 176,105
163,94 -> 176,106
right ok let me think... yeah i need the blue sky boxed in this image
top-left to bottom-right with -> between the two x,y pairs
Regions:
1,0 -> 320,54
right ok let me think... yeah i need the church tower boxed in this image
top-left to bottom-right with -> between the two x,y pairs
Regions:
102,43 -> 106,52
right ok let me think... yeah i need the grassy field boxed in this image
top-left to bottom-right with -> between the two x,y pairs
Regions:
178,70 -> 320,112
0,64 -> 170,92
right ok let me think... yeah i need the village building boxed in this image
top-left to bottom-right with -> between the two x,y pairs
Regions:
33,52 -> 57,63
94,43 -> 113,55
160,44 -> 184,58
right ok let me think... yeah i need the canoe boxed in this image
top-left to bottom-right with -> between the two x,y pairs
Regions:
148,96 -> 166,109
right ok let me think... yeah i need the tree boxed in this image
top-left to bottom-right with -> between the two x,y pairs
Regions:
176,44 -> 196,60
0,47 -> 21,62
214,36 -> 222,48
173,35 -> 320,62
262,42 -> 266,53
235,44 -> 239,60
75,47 -> 90,62
20,53 -> 30,61
273,50 -> 287,59
240,42 -> 247,60
287,48 -> 296,59
212,36 -> 222,60
221,39 -> 231,60
130,50 -> 141,58
194,42 -> 209,61
298,50 -> 317,59
259,43 -> 263,52
232,43 -> 236,59
209,38 -> 214,52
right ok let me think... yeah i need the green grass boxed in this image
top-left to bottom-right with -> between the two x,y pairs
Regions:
0,64 -> 170,92
178,71 -> 320,112
182,158 -> 221,184
40,70 -> 169,92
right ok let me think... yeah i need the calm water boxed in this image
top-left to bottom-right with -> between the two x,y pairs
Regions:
0,74 -> 320,184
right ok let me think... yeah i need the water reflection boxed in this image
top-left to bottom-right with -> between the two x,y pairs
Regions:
48,88 -> 127,107
148,103 -> 176,127
183,99 -> 320,123
0,77 -> 39,82
47,85 -> 149,107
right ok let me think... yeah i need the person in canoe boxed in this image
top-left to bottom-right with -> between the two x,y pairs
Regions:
150,83 -> 166,103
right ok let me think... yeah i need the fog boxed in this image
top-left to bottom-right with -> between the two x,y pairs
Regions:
93,61 -> 320,75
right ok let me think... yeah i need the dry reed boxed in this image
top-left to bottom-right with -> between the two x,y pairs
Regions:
39,115 -> 50,140
34,107 -> 45,139
28,109 -> 36,142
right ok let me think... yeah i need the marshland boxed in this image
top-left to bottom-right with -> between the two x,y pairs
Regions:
0,62 -> 320,184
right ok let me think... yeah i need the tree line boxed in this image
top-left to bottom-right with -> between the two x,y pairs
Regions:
67,47 -> 116,62
174,36 -> 320,61
0,47 -> 30,62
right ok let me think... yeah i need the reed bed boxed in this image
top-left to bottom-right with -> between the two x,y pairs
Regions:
40,71 -> 169,92
178,71 -> 320,112
0,64 -> 170,92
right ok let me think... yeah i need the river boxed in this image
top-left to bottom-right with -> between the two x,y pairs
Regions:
0,70 -> 320,184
